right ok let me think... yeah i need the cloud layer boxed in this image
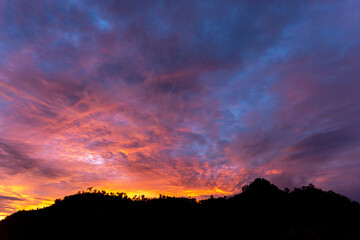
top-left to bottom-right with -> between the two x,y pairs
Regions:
0,0 -> 360,217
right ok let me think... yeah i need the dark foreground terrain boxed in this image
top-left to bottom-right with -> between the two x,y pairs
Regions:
0,178 -> 359,240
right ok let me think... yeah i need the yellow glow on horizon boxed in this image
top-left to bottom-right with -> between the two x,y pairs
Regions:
181,187 -> 233,198
0,185 -> 54,221
22,200 -> 53,211
0,183 -> 236,221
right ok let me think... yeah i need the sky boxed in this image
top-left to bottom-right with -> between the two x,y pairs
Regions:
0,0 -> 360,219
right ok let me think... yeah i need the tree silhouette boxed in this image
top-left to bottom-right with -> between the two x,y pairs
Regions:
0,178 -> 359,240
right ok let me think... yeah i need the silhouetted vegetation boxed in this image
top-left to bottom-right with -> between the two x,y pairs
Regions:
0,178 -> 359,239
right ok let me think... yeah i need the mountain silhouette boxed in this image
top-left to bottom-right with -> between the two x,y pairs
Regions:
0,178 -> 359,240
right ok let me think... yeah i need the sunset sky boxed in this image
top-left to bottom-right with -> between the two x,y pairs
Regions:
0,0 -> 360,219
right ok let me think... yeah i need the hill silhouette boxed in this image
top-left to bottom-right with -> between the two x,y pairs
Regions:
0,178 -> 359,240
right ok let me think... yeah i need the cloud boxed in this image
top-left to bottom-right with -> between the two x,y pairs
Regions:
0,195 -> 23,201
289,127 -> 360,162
0,139 -> 38,174
0,0 -> 359,219
0,139 -> 65,178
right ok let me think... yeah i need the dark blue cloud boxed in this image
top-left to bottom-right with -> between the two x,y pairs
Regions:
290,127 -> 360,162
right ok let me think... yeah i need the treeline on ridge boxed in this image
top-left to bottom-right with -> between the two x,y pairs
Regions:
0,178 -> 359,240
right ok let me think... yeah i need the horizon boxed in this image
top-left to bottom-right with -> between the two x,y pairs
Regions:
0,1 -> 360,220
3,177 -> 358,221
